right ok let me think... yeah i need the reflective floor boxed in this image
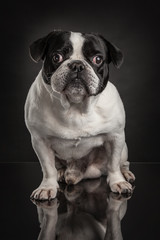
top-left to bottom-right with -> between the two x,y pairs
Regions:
0,162 -> 160,239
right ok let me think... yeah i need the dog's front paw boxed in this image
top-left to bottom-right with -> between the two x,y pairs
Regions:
30,182 -> 59,201
110,181 -> 132,194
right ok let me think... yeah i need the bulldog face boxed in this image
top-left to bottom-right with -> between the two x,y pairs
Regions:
30,30 -> 123,103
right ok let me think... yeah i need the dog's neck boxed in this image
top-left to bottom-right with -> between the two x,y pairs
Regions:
60,93 -> 99,114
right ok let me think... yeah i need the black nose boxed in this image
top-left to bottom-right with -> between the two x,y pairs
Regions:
68,60 -> 85,72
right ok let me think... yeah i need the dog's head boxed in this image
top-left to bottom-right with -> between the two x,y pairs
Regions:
30,30 -> 123,103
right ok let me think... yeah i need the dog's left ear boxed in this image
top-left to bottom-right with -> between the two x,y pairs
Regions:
100,36 -> 124,68
29,32 -> 53,63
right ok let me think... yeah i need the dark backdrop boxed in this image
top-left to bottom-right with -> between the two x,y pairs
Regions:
1,0 -> 159,162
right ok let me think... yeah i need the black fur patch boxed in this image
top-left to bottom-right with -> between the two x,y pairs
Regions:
82,33 -> 110,93
42,31 -> 73,84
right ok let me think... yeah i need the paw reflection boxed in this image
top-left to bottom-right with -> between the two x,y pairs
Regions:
31,177 -> 134,240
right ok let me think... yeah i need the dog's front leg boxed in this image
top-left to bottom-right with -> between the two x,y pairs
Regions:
30,136 -> 59,200
105,131 -> 132,194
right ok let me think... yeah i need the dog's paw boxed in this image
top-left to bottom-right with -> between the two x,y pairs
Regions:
30,184 -> 58,201
65,170 -> 84,185
110,181 -> 132,194
122,170 -> 135,184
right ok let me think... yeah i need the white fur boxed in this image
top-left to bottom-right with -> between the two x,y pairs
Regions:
70,32 -> 85,59
25,32 -> 134,200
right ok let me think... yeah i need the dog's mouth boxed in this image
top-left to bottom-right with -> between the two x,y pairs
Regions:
64,78 -> 89,92
63,78 -> 89,103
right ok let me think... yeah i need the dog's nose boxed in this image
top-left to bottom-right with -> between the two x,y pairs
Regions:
68,61 -> 85,72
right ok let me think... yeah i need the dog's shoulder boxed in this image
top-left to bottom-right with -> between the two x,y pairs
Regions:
95,81 -> 126,130
97,81 -> 125,114
24,71 -> 49,127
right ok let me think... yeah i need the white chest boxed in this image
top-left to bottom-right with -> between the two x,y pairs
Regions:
50,134 -> 106,161
38,103 -> 117,140
32,103 -> 119,161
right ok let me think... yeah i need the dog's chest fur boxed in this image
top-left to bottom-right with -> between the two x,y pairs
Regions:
37,103 -> 109,160
50,134 -> 105,160
39,114 -> 107,161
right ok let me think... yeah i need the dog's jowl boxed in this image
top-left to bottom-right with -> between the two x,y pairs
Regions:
25,30 -> 135,200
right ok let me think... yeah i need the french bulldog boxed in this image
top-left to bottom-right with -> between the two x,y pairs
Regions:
25,30 -> 135,200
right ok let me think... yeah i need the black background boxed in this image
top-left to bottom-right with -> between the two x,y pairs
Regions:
1,0 -> 160,162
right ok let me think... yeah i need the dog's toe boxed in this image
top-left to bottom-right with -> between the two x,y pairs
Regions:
30,187 -> 57,201
122,170 -> 135,184
111,181 -> 133,194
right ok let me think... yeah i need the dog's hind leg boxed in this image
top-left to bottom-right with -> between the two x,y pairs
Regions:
64,147 -> 107,185
55,158 -> 66,183
83,165 -> 102,179
64,160 -> 85,185
83,147 -> 107,180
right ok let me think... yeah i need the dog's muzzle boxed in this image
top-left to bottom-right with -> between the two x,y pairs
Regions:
64,63 -> 89,104
64,60 -> 88,94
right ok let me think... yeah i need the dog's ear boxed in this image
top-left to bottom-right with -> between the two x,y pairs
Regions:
29,32 -> 53,63
100,35 -> 124,68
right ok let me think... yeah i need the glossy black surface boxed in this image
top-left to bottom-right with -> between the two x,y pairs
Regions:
1,163 -> 159,239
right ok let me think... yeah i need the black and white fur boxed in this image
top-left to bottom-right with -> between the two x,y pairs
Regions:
25,30 -> 135,200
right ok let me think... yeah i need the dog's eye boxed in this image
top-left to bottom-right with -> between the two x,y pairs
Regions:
92,56 -> 103,65
52,53 -> 63,63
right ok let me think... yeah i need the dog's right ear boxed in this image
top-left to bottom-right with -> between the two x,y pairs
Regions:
29,32 -> 53,63
99,35 -> 124,69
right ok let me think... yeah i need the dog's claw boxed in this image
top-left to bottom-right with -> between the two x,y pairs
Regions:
122,170 -> 135,184
111,181 -> 133,194
30,187 -> 57,201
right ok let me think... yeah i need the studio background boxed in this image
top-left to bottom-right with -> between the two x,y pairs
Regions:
1,0 -> 159,163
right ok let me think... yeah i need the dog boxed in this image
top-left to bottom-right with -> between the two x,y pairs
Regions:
32,178 -> 131,240
25,30 -> 135,201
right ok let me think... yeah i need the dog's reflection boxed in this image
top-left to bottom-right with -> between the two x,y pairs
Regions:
32,178 -> 133,240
